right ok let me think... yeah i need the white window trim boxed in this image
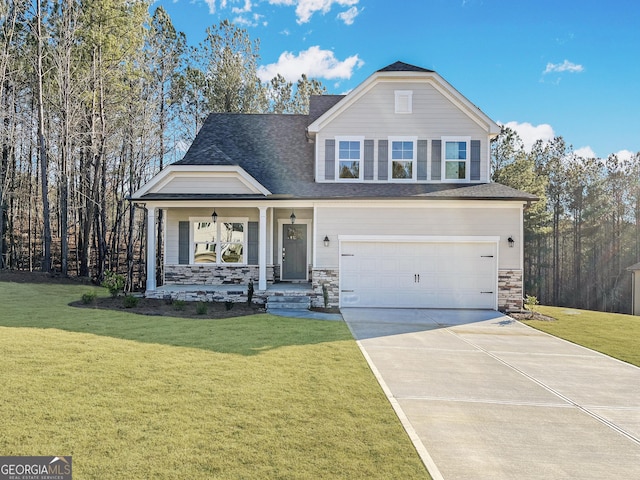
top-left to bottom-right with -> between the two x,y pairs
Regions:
388,136 -> 418,182
441,136 -> 471,183
189,216 -> 248,265
335,136 -> 365,182
394,90 -> 413,114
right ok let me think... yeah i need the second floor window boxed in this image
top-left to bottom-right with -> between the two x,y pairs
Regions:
390,139 -> 416,180
337,138 -> 363,180
444,140 -> 468,181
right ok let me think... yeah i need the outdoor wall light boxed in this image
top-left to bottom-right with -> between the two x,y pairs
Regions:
211,209 -> 218,223
290,210 -> 296,224
323,235 -> 330,247
508,236 -> 515,248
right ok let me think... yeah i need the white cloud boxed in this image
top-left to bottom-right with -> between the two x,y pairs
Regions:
337,6 -> 360,25
543,60 -> 584,75
614,149 -> 634,161
257,46 -> 363,82
574,146 -> 596,159
231,0 -> 252,13
233,13 -> 263,27
503,121 -> 555,152
269,0 -> 359,24
204,0 -> 217,14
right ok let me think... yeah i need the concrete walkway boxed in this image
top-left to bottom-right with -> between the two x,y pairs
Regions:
341,308 -> 640,480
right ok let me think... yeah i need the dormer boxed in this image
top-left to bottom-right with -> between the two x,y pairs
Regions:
307,61 -> 501,184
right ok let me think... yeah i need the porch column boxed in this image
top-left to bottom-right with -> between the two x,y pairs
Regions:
258,206 -> 267,291
146,206 -> 156,291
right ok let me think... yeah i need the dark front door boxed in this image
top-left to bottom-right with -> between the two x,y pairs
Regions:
282,224 -> 307,280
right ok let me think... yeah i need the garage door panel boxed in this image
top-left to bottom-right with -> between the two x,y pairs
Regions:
340,241 -> 497,309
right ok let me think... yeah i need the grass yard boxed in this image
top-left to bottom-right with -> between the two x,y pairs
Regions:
0,281 -> 429,479
521,305 -> 640,367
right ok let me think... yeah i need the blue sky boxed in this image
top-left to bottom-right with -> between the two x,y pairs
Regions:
153,0 -> 640,159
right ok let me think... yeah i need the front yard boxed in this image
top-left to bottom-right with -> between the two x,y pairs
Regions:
0,281 -> 429,479
521,305 -> 640,367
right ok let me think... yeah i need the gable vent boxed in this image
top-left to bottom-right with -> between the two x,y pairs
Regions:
395,90 -> 412,114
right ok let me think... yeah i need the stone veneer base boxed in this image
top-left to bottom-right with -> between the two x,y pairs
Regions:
498,269 -> 523,312
163,264 -> 274,286
311,268 -> 340,308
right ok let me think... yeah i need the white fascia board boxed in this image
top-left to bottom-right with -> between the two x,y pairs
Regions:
131,199 -> 319,209
314,199 -> 527,209
307,70 -> 501,136
131,164 -> 271,198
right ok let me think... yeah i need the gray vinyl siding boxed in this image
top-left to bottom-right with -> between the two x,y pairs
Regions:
178,221 -> 189,264
364,139 -> 375,180
378,140 -> 388,180
470,140 -> 481,181
314,204 -> 522,270
431,140 -> 442,180
417,139 -> 428,180
315,81 -> 491,182
325,139 -> 335,180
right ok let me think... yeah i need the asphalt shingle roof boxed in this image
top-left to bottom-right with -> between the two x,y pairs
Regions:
377,61 -> 435,73
164,93 -> 537,202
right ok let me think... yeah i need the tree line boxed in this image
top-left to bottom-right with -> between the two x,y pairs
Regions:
492,129 -> 640,313
0,1 -> 325,290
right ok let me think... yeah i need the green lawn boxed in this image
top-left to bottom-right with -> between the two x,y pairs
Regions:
0,281 -> 429,479
522,305 -> 640,367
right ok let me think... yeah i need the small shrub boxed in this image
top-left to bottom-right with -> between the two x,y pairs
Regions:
81,291 -> 97,304
225,300 -> 234,311
247,280 -> 254,305
196,302 -> 208,315
322,284 -> 329,309
173,300 -> 186,311
524,295 -> 539,317
102,270 -> 125,298
123,295 -> 139,308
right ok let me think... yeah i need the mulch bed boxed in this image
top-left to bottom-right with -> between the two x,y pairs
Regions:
510,311 -> 556,322
70,296 -> 265,319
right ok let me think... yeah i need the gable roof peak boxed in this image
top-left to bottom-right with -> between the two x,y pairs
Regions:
377,61 -> 435,73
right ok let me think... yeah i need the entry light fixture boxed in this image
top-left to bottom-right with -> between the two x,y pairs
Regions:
290,210 -> 296,224
211,209 -> 218,223
323,235 -> 330,247
508,236 -> 515,248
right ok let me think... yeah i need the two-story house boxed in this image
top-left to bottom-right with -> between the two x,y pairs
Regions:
132,61 -> 536,311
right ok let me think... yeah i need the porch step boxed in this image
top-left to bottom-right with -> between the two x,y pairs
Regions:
266,295 -> 311,311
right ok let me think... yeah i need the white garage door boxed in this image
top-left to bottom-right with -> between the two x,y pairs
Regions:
340,240 -> 497,309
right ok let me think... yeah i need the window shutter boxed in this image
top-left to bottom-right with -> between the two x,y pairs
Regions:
247,221 -> 259,265
417,140 -> 428,180
431,140 -> 442,180
364,139 -> 374,180
470,140 -> 481,181
378,140 -> 388,180
325,139 -> 335,180
178,221 -> 189,264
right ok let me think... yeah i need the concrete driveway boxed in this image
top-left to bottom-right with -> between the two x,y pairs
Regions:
341,308 -> 640,480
